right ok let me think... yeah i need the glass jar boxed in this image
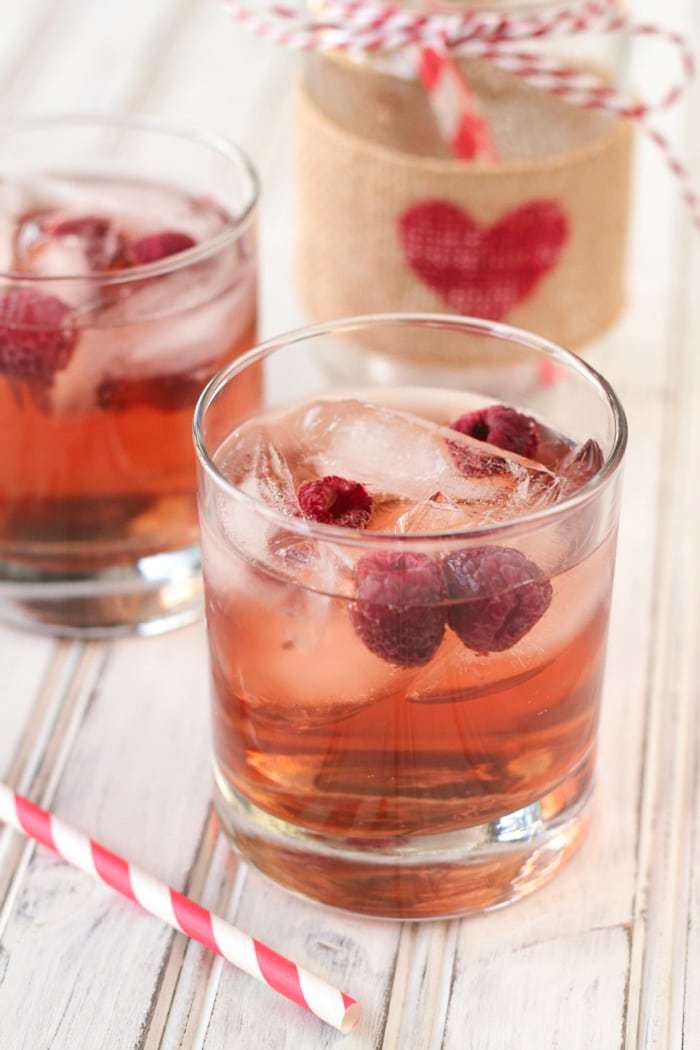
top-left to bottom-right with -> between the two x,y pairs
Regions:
297,0 -> 633,392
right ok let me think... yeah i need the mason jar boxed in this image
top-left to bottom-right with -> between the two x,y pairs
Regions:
296,0 -> 633,392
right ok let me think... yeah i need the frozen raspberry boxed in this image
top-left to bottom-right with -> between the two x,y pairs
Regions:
125,230 -> 197,266
47,214 -> 124,270
96,373 -> 203,412
0,288 -> 77,382
443,545 -> 552,654
452,404 -> 538,458
560,439 -> 604,491
350,551 -> 447,667
298,476 -> 373,528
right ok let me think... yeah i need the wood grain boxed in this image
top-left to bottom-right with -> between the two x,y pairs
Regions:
0,628 -> 217,1049
0,0 -> 697,1047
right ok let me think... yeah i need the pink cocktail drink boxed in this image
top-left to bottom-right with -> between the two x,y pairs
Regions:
196,317 -> 626,919
0,117 -> 259,634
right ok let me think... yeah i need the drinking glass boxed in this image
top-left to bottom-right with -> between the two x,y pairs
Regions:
194,314 -> 626,919
0,114 -> 259,636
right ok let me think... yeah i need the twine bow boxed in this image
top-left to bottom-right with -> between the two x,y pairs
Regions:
223,0 -> 699,228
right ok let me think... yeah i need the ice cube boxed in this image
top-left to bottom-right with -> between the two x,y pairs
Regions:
391,493 -> 487,533
231,431 -> 300,517
96,255 -> 255,377
213,429 -> 309,581
49,257 -> 255,415
13,210 -> 123,273
291,398 -> 559,525
10,214 -> 104,313
0,179 -> 32,270
215,589 -> 415,730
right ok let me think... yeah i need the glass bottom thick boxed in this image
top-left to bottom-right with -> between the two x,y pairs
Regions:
213,758 -> 593,920
0,546 -> 203,638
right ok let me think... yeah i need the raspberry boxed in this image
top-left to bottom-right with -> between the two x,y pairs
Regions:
452,404 -> 538,458
0,289 -> 77,382
298,476 -> 373,528
443,545 -> 552,653
350,551 -> 447,667
560,439 -> 604,491
96,373 -> 203,413
125,230 -> 196,266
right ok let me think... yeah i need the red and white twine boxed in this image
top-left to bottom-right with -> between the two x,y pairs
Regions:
223,0 -> 699,228
0,783 -> 360,1034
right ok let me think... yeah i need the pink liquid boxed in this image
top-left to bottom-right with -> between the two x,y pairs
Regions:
204,388 -> 615,916
0,173 -> 258,570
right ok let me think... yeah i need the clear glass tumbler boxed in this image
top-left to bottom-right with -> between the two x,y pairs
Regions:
0,114 -> 259,636
195,314 -> 626,919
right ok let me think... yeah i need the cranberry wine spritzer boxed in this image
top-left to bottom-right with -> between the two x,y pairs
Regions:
0,116 -> 258,635
195,316 -> 626,919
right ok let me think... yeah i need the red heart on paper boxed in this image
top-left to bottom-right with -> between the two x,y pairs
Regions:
398,199 -> 569,321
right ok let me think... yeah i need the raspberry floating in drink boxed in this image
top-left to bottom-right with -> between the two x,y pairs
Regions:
298,475 -> 373,528
0,288 -> 77,383
350,551 -> 447,666
443,545 -> 553,653
125,229 -> 197,266
452,403 -> 538,457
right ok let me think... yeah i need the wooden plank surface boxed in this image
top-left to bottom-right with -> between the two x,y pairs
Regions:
0,0 -> 697,1047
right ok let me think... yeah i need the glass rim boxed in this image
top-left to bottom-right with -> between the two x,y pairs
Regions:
0,112 -> 259,286
193,312 -> 628,546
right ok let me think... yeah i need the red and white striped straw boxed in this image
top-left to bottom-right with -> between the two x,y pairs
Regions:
418,47 -> 499,162
0,783 -> 360,1034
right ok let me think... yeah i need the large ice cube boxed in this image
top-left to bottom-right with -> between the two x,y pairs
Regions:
214,429 -> 305,575
230,430 -> 299,516
213,588 -> 415,730
98,258 -> 255,374
292,398 -> 559,525
11,213 -> 107,313
50,258 -> 255,414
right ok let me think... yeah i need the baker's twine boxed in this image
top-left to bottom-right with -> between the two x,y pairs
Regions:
223,0 -> 699,228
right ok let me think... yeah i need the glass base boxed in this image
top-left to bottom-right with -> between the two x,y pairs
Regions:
0,546 -> 203,638
213,759 -> 593,920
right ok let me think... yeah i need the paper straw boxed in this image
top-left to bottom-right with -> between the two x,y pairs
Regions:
418,47 -> 499,162
0,783 -> 360,1034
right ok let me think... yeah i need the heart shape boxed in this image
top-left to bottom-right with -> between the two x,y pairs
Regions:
398,199 -> 569,321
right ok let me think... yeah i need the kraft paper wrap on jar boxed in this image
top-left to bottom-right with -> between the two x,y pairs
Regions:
296,33 -> 634,369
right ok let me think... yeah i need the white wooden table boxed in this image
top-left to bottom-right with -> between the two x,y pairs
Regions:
0,2 -> 698,1047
